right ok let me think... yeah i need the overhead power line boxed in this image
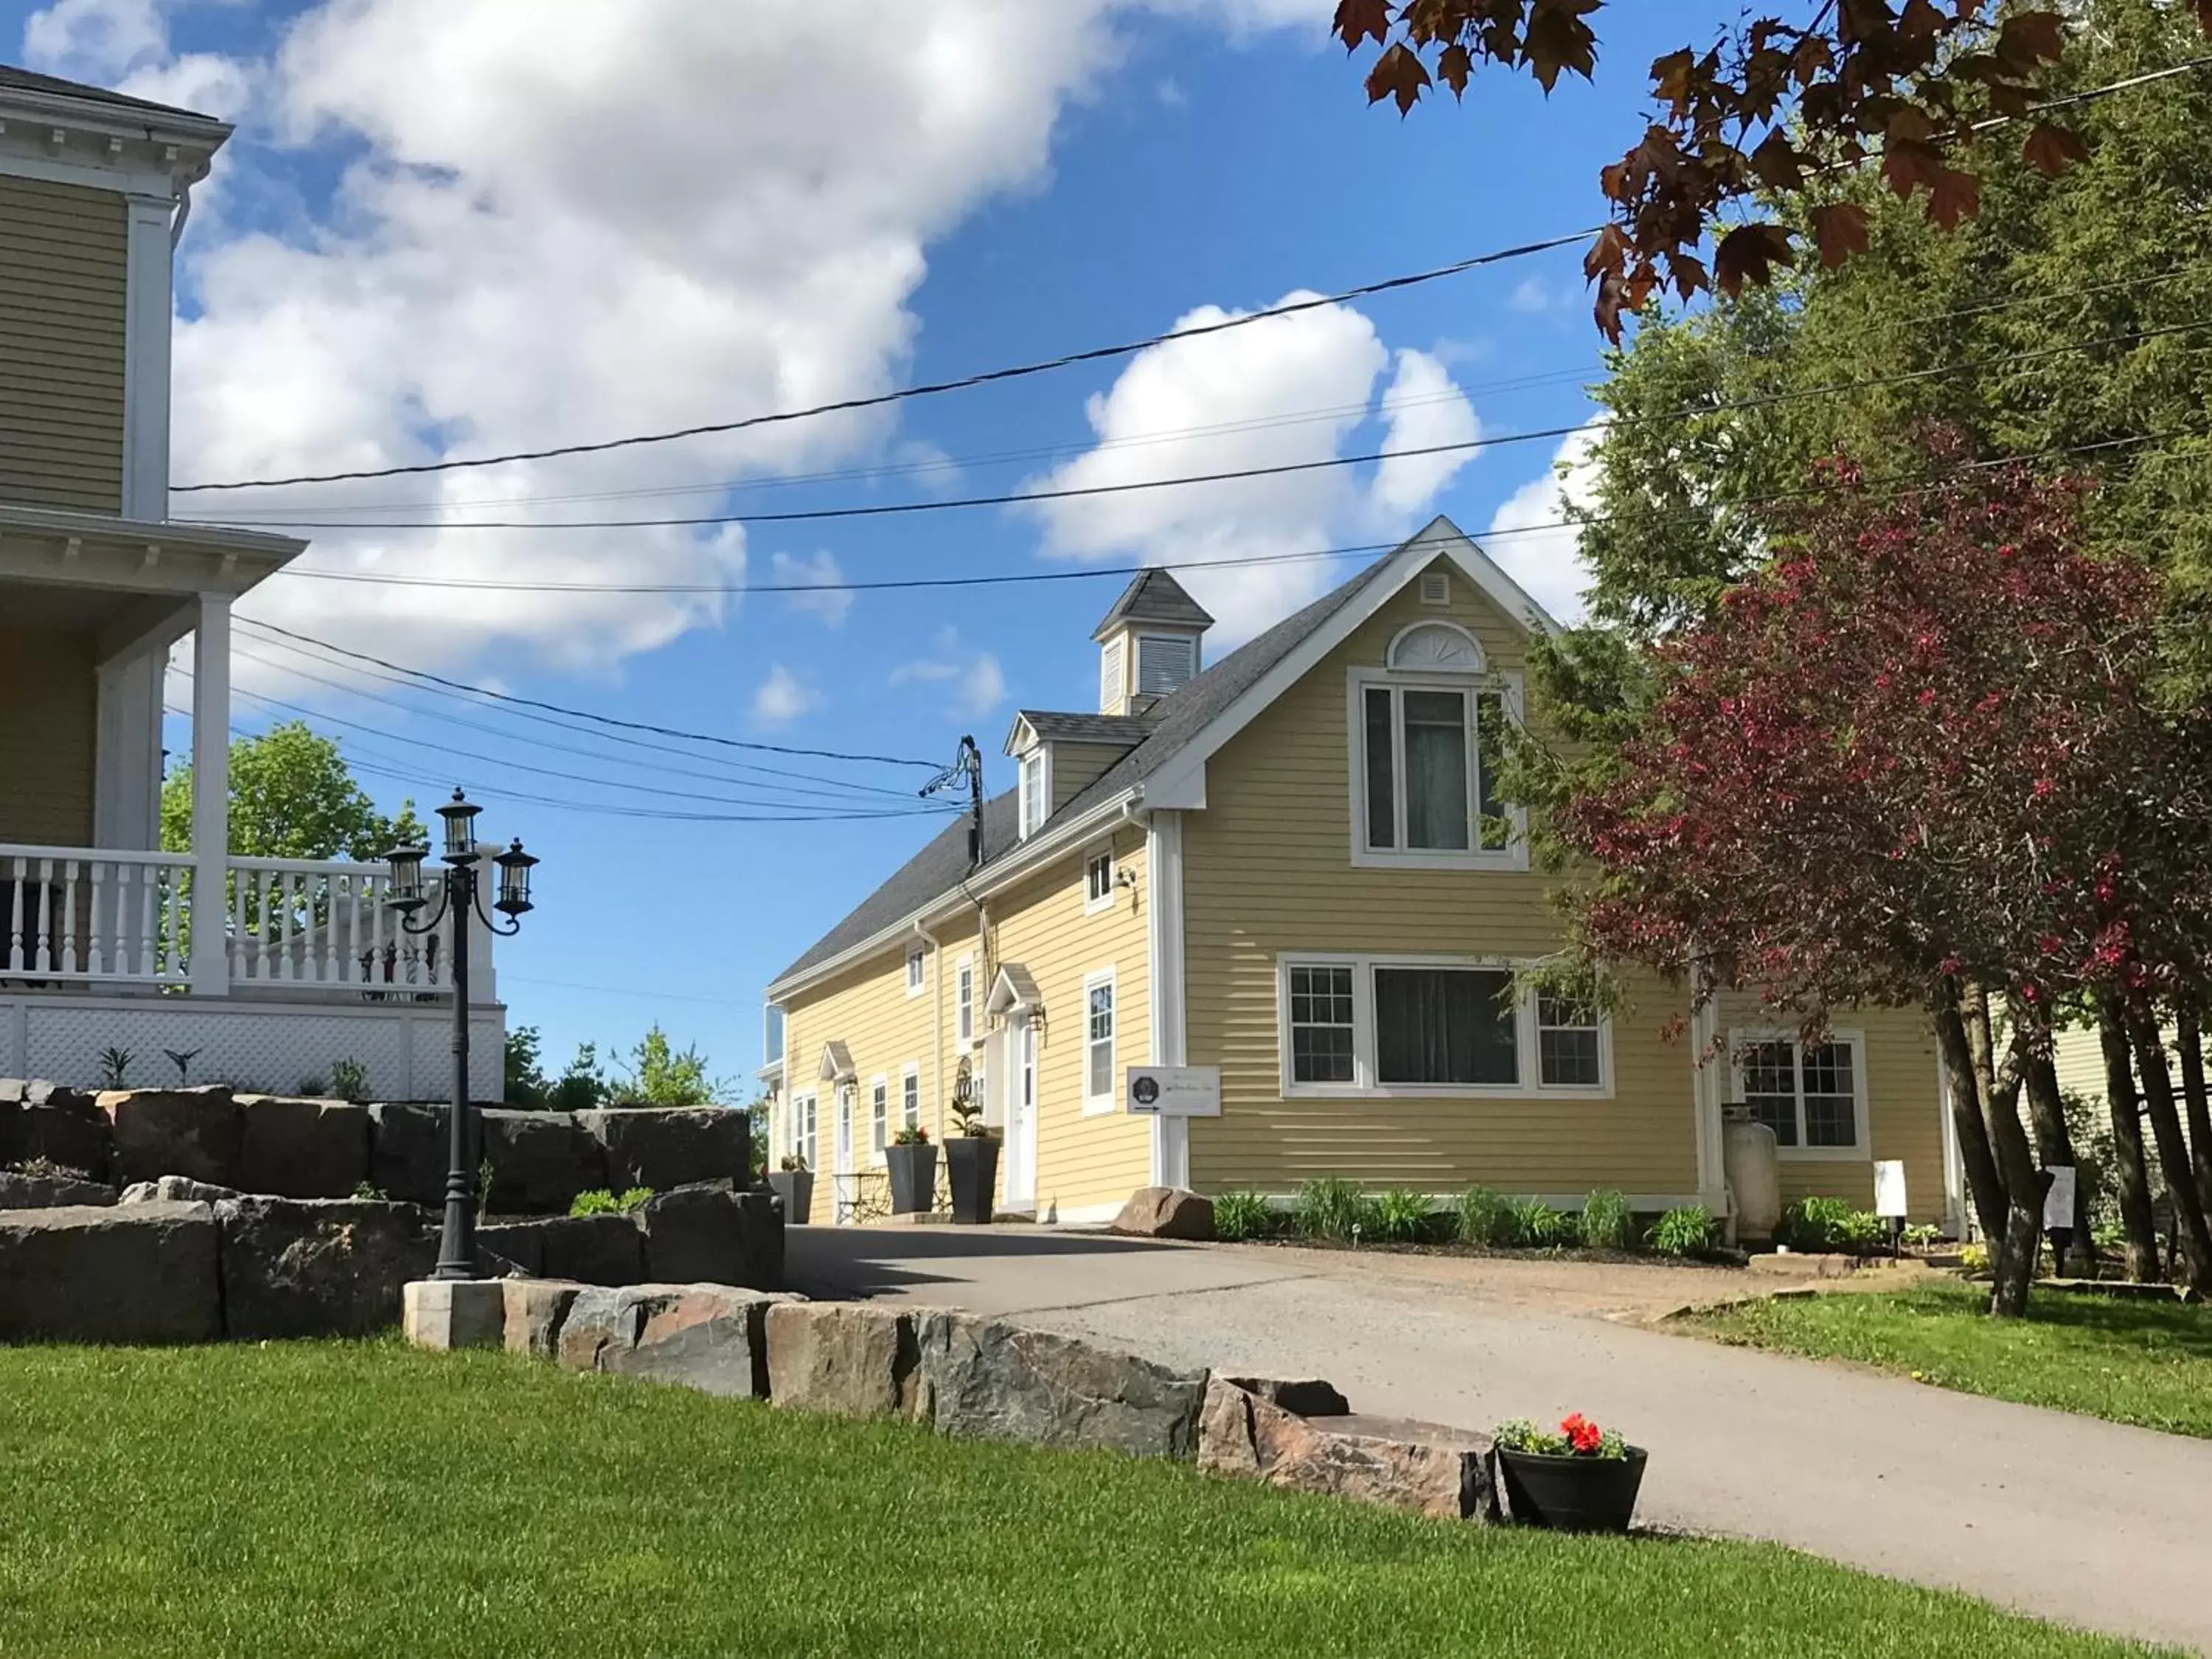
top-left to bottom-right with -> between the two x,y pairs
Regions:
170,229 -> 1603,495
193,319 -> 2212,535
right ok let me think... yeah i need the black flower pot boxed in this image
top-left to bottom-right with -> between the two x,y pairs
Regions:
885,1141 -> 939,1215
768,1169 -> 815,1225
1495,1447 -> 1648,1533
943,1135 -> 1000,1225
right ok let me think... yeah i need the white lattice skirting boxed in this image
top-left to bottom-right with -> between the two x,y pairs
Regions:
0,993 -> 504,1100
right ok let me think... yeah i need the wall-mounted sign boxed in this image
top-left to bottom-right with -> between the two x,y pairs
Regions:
1125,1065 -> 1221,1117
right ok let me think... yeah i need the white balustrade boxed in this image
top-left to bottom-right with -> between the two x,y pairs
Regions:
0,845 -> 195,985
225,857 -> 450,990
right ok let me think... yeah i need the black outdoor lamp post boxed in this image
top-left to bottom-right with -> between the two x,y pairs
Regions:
387,790 -> 538,1281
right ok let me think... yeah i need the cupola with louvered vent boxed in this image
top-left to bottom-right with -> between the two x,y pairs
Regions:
1091,567 -> 1213,716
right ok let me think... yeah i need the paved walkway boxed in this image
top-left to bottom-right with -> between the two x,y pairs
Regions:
791,1225 -> 2212,1654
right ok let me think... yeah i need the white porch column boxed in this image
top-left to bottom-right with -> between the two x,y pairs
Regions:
93,651 -> 165,850
1145,810 -> 1191,1190
189,592 -> 231,995
120,192 -> 177,520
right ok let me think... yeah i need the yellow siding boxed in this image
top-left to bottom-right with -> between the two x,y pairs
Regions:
1049,741 -> 1133,813
0,177 -> 127,512
982,822 -> 1152,1218
0,627 -> 97,846
1181,556 -> 1698,1200
2053,1026 -> 2107,1107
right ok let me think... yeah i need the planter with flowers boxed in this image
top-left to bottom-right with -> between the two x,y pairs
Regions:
885,1124 -> 938,1215
768,1155 -> 815,1225
943,1065 -> 1000,1225
1492,1413 -> 1647,1533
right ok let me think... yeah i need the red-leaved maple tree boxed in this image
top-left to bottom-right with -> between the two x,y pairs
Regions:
1332,0 -> 2212,338
1553,443 -> 2212,1310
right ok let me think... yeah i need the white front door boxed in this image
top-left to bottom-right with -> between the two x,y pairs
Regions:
1003,1015 -> 1038,1210
833,1084 -> 855,1224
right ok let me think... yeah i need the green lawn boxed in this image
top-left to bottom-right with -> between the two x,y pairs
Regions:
0,1343 -> 2160,1657
1686,1282 -> 2212,1438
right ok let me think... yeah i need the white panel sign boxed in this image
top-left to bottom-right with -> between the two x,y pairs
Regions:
1873,1159 -> 1909,1219
2042,1166 -> 2078,1231
1126,1065 -> 1221,1117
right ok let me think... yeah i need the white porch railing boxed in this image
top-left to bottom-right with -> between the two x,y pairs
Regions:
0,846 -> 462,995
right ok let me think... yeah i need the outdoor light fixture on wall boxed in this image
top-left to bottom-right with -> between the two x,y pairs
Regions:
386,789 -> 540,1281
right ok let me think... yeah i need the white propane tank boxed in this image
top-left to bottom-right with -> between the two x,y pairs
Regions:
1722,1104 -> 1782,1243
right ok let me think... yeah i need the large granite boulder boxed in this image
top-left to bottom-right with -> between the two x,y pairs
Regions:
765,1301 -> 918,1419
0,1169 -> 114,1208
579,1107 -> 751,1192
213,1195 -> 439,1339
102,1087 -> 244,1187
0,1080 -> 114,1180
553,1282 -> 782,1398
479,1212 -> 644,1284
1197,1377 -> 1494,1521
237,1096 -> 372,1199
1111,1186 -> 1216,1242
0,1201 -> 220,1343
367,1102 -> 450,1205
911,1310 -> 1207,1458
481,1109 -> 605,1214
639,1183 -> 782,1287
503,1278 -> 582,1359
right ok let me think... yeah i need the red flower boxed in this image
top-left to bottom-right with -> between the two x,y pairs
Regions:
1561,1413 -> 1603,1455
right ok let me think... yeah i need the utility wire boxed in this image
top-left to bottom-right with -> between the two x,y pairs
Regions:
170,229 -> 1603,494
195,319 -> 2212,535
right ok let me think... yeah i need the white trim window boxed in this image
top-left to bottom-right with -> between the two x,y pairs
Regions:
793,1093 -> 818,1171
1276,953 -> 1610,1099
1733,1029 -> 1869,1158
1085,847 -> 1116,914
1019,749 -> 1049,838
902,1065 -> 921,1131
956,956 -> 975,1044
869,1077 -> 888,1162
1349,624 -> 1523,871
1084,968 -> 1118,1112
905,944 -> 926,998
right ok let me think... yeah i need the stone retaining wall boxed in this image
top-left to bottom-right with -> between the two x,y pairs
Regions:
0,1082 -> 751,1214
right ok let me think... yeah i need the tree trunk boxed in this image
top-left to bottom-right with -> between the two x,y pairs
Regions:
1982,1007 -> 2044,1318
2020,1044 -> 2084,1274
2174,1000 -> 2212,1217
2125,998 -> 2212,1295
2096,998 -> 2161,1283
1931,999 -> 2007,1244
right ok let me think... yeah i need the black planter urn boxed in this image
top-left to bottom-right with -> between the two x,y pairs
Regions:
885,1141 -> 939,1215
767,1169 -> 816,1225
1495,1447 -> 1648,1533
943,1134 -> 1000,1225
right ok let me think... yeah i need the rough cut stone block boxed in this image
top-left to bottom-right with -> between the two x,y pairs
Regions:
0,1201 -> 220,1343
1222,1376 -> 1353,1418
479,1212 -> 644,1284
503,1278 -> 582,1358
102,1087 -> 244,1187
912,1310 -> 1207,1458
1197,1377 -> 1493,1521
403,1279 -> 506,1350
237,1096 -> 372,1199
734,1187 -> 785,1290
765,1301 -> 917,1419
556,1284 -> 650,1372
367,1101 -> 451,1206
0,1169 -> 115,1208
0,1082 -> 114,1180
607,1284 -> 779,1398
481,1109 -> 606,1214
579,1107 -> 751,1192
1111,1186 -> 1216,1241
120,1176 -> 241,1204
640,1183 -> 749,1285
215,1195 -> 439,1339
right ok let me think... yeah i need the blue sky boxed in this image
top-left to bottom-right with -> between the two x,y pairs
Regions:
7,0 -> 1750,1090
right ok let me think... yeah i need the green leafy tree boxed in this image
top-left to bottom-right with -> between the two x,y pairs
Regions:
615,1026 -> 731,1108
505,1026 -> 551,1108
161,720 -> 423,859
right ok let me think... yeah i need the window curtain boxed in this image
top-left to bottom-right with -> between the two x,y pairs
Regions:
1363,688 -> 1396,849
1401,690 -> 1470,850
1375,967 -> 1517,1084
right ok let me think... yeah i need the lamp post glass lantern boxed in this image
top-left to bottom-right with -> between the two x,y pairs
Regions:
388,789 -> 538,1281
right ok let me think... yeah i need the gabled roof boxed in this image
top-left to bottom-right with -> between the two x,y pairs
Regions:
1010,711 -> 1157,748
0,63 -> 223,125
1091,567 -> 1214,641
770,517 -> 1552,996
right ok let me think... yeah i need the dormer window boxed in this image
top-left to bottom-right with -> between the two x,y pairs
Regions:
1135,633 -> 1198,698
1091,568 -> 1214,716
1018,749 -> 1048,838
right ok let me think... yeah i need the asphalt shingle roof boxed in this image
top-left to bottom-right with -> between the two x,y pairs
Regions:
773,551 -> 1403,989
1014,711 -> 1158,747
1091,567 -> 1214,639
0,63 -> 223,123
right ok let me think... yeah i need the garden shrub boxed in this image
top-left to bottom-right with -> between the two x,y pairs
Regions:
1369,1187 -> 1432,1244
570,1187 -> 653,1218
1212,1188 -> 1273,1242
1511,1197 -> 1572,1250
1780,1197 -> 1885,1252
1455,1184 -> 1517,1247
1291,1177 -> 1372,1242
1649,1205 -> 1714,1257
1579,1189 -> 1633,1251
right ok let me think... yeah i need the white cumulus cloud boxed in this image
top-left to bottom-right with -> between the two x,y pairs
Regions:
769,549 -> 854,629
1483,421 -> 1607,627
889,627 -> 1006,720
751,664 -> 820,726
